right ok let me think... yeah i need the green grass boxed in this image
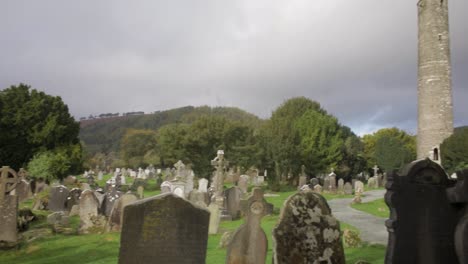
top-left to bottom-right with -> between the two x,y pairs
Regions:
1,189 -> 385,263
351,198 -> 390,218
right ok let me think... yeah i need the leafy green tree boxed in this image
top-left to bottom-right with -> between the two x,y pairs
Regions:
441,127 -> 468,174
0,84 -> 81,172
27,151 -> 71,181
120,129 -> 158,168
363,128 -> 416,173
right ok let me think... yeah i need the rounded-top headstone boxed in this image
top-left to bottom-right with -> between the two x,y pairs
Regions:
272,191 -> 345,264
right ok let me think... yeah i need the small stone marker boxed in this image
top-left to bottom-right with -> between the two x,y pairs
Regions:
272,191 -> 345,264
79,189 -> 99,234
118,193 -> 210,264
385,159 -> 460,263
310,178 -> 319,188
137,186 -> 144,199
160,181 -> 172,193
226,188 -> 273,264
337,179 -> 344,194
103,188 -> 122,217
188,190 -> 208,208
198,178 -> 208,193
14,179 -> 32,203
313,184 -> 323,193
367,177 -> 377,189
238,175 -> 249,193
48,185 -> 70,212
354,180 -> 364,193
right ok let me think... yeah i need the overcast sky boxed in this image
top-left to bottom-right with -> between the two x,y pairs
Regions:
1,1 -> 467,136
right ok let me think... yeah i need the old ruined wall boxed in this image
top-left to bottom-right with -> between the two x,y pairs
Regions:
417,0 -> 454,160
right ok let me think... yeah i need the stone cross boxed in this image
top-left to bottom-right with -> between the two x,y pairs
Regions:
373,165 -> 379,177
174,160 -> 185,180
0,166 -> 19,203
226,188 -> 273,264
211,150 -> 229,197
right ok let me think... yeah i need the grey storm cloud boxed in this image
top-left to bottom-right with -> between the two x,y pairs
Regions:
1,0 -> 467,136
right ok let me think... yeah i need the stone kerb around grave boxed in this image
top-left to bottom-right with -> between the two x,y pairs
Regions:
385,159 -> 459,264
118,193 -> 210,264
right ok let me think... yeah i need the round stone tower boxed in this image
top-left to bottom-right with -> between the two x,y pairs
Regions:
417,0 -> 454,161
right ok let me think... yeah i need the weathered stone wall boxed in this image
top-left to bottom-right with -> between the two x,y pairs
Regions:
417,0 -> 453,159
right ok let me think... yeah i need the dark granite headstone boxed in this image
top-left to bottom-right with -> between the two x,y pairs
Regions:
446,169 -> 468,264
310,178 -> 319,188
66,188 -> 82,211
103,188 -> 122,217
224,186 -> 242,220
118,193 -> 210,264
272,191 -> 345,264
48,185 -> 70,212
385,159 -> 459,264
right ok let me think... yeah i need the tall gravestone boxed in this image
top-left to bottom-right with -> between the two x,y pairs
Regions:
198,178 -> 208,193
118,193 -> 210,264
224,186 -> 243,220
79,189 -> 99,234
0,166 -> 20,246
447,169 -> 468,263
238,175 -> 249,194
385,159 -> 459,263
272,191 -> 345,264
226,188 -> 273,264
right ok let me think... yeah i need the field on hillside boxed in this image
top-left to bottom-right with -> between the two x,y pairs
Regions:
0,176 -> 386,264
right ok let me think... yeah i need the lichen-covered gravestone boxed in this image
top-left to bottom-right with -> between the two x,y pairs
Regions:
118,193 -> 209,264
272,191 -> 345,264
79,189 -> 99,234
226,188 -> 273,264
66,188 -> 82,212
344,182 -> 353,195
0,166 -> 20,246
386,159 -> 463,264
48,185 -> 70,212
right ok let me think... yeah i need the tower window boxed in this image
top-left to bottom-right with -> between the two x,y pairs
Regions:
433,148 -> 439,161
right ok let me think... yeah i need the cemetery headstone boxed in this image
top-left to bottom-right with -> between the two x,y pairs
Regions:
272,191 -> 345,263
208,197 -> 221,234
354,181 -> 364,193
79,189 -> 99,234
368,177 -> 377,189
15,179 -> 32,203
238,175 -> 249,194
226,188 -> 273,264
310,178 -> 319,188
344,182 -> 353,195
118,193 -> 210,264
0,166 -> 20,245
48,185 -> 70,212
188,190 -> 209,208
66,188 -> 82,211
338,178 -> 344,194
224,186 -> 242,220
323,176 -> 331,192
137,186 -> 144,199
385,159 -> 460,263
447,169 -> 468,263
160,181 -> 172,194
313,184 -> 323,193
107,193 -> 138,232
103,188 -> 123,217
198,178 -> 208,193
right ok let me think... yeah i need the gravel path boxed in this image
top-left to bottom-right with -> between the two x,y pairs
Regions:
328,189 -> 388,245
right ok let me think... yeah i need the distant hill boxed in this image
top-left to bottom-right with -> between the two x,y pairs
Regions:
79,106 -> 263,155
455,126 -> 468,133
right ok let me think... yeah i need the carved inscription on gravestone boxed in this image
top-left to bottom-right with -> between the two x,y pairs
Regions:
119,193 -> 210,264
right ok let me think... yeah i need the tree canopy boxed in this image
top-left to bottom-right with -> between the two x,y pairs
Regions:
441,127 -> 468,174
362,128 -> 416,173
0,84 -> 82,178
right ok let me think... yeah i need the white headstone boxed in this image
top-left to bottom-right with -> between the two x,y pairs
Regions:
198,178 -> 208,193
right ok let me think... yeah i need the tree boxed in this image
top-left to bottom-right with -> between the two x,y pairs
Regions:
120,129 -> 158,168
441,127 -> 468,174
27,150 -> 71,181
362,128 -> 416,173
0,84 -> 81,173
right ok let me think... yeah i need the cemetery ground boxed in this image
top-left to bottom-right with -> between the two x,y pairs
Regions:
0,174 -> 387,264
